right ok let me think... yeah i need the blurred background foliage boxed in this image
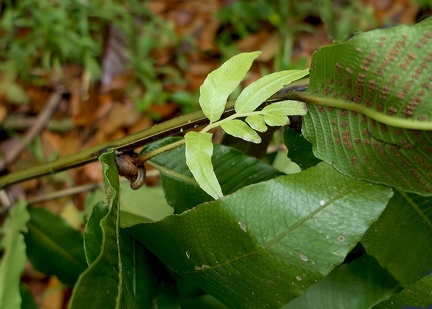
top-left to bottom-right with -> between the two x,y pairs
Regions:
1,0 -> 430,110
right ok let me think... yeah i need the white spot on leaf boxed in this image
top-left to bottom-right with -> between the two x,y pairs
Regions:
338,236 -> 346,242
296,275 -> 302,281
300,254 -> 308,261
186,251 -> 190,259
238,221 -> 247,232
319,200 -> 325,206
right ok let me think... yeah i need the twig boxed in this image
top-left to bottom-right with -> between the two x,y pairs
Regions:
2,116 -> 73,132
26,170 -> 160,205
26,182 -> 102,205
0,86 -> 67,171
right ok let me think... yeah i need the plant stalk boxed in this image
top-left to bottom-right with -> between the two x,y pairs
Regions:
0,79 -> 309,189
0,103 -> 234,189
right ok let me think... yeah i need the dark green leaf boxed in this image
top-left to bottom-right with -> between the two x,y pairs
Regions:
303,18 -> 432,195
25,207 -> 87,285
175,276 -> 229,308
282,127 -> 321,170
362,190 -> 432,287
84,201 -> 108,265
85,196 -> 161,307
69,149 -> 137,309
373,274 -> 432,309
283,254 -> 399,309
123,231 -> 161,307
127,163 -> 392,308
153,282 -> 181,309
182,294 -> 229,309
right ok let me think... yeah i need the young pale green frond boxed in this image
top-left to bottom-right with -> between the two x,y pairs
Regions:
246,114 -> 267,132
234,69 -> 309,114
185,132 -> 223,199
261,100 -> 307,116
220,119 -> 262,144
263,114 -> 289,127
199,51 -> 261,122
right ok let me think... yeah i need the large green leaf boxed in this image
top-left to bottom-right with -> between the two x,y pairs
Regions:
302,18 -> 432,195
142,137 -> 283,213
362,190 -> 432,287
153,282 -> 182,308
127,163 -> 392,308
122,232 -> 161,307
0,200 -> 29,309
69,148 -> 137,309
199,51 -> 261,122
25,207 -> 87,285
83,199 -> 159,308
283,254 -> 399,309
374,274 -> 432,309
